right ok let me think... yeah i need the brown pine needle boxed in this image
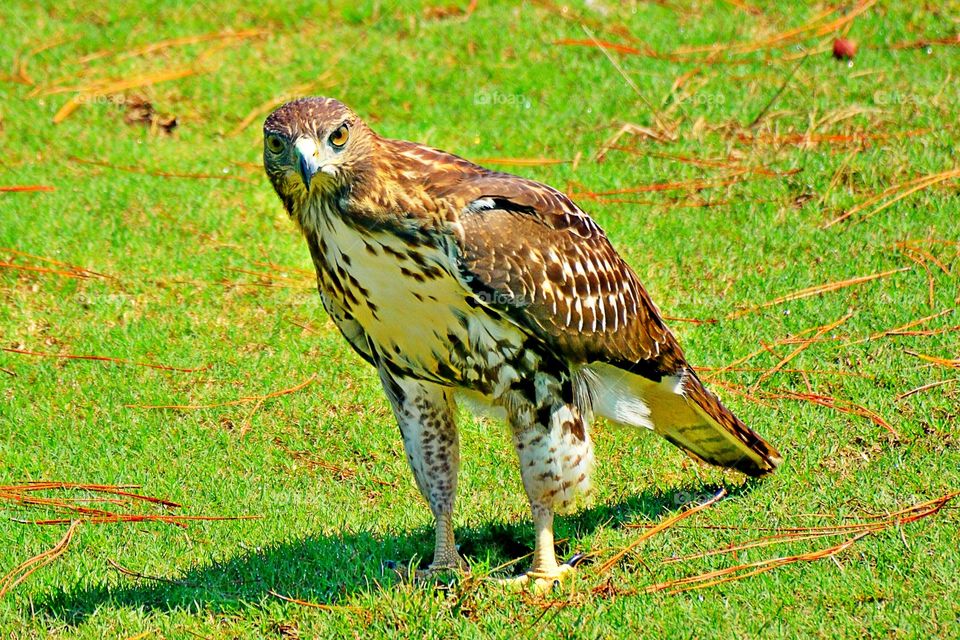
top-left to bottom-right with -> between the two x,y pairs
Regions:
897,378 -> 960,400
107,559 -> 189,585
53,66 -> 199,124
101,28 -> 265,62
663,315 -> 718,325
853,169 -> 960,226
2,247 -> 112,279
20,514 -> 261,526
573,173 -> 751,199
726,267 -> 909,319
473,157 -> 569,167
0,521 -> 79,598
670,0 -> 876,58
906,351 -> 960,369
645,492 -> 956,594
1,347 -> 209,373
127,374 -> 316,410
553,38 -> 652,56
709,324 -> 847,381
9,482 -> 181,508
647,533 -> 869,595
1,492 -> 116,519
843,309 -> 953,347
0,185 -> 55,192
267,589 -> 367,615
698,365 -> 868,379
752,312 -> 854,389
664,530 -> 849,564
709,380 -> 774,407
0,261 -> 90,279
228,75 -> 334,137
71,157 -> 252,182
824,168 -> 960,228
896,246 -> 936,307
595,489 -> 726,577
895,241 -> 952,275
761,388 -> 899,437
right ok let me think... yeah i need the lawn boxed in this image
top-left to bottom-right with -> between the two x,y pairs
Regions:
1,1 -> 958,638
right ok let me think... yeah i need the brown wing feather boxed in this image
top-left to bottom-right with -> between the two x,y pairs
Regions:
455,203 -> 683,376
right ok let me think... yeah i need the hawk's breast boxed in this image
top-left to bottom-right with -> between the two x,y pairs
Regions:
305,201 -> 531,392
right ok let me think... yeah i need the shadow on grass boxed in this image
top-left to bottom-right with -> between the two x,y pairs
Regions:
38,481 -> 757,625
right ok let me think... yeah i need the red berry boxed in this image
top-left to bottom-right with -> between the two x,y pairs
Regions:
832,38 -> 857,60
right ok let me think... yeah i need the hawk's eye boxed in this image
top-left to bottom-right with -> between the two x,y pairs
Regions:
328,124 -> 349,149
265,134 -> 284,154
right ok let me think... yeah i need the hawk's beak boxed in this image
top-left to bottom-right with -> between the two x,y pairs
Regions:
295,137 -> 338,190
295,137 -> 322,189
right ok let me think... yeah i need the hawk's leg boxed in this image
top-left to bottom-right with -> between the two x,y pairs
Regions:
507,401 -> 594,590
378,369 -> 467,576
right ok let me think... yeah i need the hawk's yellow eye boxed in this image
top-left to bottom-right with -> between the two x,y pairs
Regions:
265,134 -> 284,154
329,124 -> 349,148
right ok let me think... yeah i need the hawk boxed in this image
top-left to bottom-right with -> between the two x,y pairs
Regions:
263,97 -> 781,589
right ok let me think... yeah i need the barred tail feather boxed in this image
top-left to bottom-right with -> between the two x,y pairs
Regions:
583,364 -> 782,478
677,369 -> 782,477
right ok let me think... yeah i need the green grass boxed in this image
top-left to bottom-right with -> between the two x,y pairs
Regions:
1,1 -> 959,637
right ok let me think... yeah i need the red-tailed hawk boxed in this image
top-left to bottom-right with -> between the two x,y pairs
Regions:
263,97 -> 781,589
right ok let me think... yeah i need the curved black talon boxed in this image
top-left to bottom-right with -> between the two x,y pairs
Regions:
563,552 -> 590,568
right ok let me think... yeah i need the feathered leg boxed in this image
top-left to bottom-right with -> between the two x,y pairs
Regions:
507,398 -> 594,590
379,369 -> 466,574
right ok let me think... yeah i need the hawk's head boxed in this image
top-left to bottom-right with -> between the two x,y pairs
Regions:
263,97 -> 376,214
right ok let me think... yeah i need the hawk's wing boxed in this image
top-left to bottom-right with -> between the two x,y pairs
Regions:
445,173 -> 684,378
443,172 -> 782,476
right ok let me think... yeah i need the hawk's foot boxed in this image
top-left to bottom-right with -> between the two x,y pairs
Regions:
497,553 -> 586,593
414,553 -> 469,584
